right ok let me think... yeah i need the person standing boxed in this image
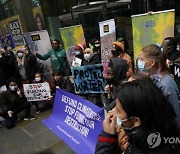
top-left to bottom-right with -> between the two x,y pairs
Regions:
36,39 -> 70,76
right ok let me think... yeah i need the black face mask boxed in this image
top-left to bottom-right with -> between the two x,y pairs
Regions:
106,78 -> 114,85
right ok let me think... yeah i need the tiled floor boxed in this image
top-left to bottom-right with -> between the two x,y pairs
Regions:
0,108 -> 75,154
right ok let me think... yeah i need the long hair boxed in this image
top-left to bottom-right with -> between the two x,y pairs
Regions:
116,80 -> 179,138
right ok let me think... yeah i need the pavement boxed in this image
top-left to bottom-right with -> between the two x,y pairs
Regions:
0,107 -> 76,154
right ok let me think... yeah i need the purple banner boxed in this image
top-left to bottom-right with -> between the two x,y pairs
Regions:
0,34 -> 15,50
42,89 -> 104,154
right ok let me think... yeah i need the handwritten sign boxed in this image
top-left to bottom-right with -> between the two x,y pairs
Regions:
71,64 -> 105,94
42,89 -> 104,154
23,82 -> 50,101
72,57 -> 82,67
0,34 -> 15,50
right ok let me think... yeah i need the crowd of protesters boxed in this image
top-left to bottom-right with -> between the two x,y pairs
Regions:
0,36 -> 180,153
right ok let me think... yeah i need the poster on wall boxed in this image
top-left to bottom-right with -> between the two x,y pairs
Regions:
131,9 -> 175,61
99,19 -> 116,78
9,19 -> 23,45
23,30 -> 53,86
60,25 -> 86,67
0,34 -> 15,50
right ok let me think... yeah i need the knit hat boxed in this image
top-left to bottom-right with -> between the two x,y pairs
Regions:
75,43 -> 86,52
112,41 -> 124,51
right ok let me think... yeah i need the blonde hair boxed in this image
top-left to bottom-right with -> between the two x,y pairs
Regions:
84,48 -> 94,57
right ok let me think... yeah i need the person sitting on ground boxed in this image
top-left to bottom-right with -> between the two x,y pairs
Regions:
51,71 -> 74,96
0,77 -> 35,129
95,80 -> 180,154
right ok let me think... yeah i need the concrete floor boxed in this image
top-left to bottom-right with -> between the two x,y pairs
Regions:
0,108 -> 76,154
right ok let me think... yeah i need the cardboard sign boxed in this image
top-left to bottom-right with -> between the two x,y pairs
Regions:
72,57 -> 82,67
23,82 -> 50,101
71,64 -> 105,94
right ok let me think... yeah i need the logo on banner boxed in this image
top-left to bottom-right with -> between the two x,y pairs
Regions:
31,34 -> 41,41
103,25 -> 109,33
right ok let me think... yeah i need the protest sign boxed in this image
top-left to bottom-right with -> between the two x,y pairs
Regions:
99,19 -> 116,64
0,34 -> 15,50
42,89 -> 104,154
71,64 -> 105,94
23,30 -> 54,86
59,25 -> 85,51
72,57 -> 82,67
132,9 -> 175,61
23,82 -> 50,101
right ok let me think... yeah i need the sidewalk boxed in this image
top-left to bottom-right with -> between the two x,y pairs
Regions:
0,108 -> 75,154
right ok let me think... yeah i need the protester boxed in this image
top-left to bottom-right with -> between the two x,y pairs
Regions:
0,77 -> 35,129
51,70 -> 74,95
95,80 -> 180,154
32,73 -> 51,113
82,48 -> 100,66
93,39 -> 101,62
109,41 -> 133,78
36,39 -> 70,76
75,43 -> 86,60
136,44 -> 180,126
15,47 -> 38,84
102,58 -> 129,111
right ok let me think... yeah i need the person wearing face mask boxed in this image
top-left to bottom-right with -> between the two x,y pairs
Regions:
95,80 -> 180,154
136,44 -> 180,127
0,77 -> 36,129
93,40 -> 101,62
15,46 -> 38,85
102,58 -> 129,111
75,43 -> 86,60
109,42 -> 133,78
36,40 -> 70,76
82,48 -> 100,66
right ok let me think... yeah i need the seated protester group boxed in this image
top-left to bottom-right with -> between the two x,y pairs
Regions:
0,77 -> 35,129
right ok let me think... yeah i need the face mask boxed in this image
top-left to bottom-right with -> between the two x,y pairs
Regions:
17,53 -> 23,58
136,58 -> 150,73
95,44 -> 100,47
75,51 -> 81,56
9,86 -> 18,91
84,53 -> 91,60
116,116 -> 135,131
35,77 -> 41,82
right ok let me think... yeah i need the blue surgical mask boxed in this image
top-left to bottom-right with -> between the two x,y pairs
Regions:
136,58 -> 149,72
75,51 -> 81,56
17,53 -> 23,58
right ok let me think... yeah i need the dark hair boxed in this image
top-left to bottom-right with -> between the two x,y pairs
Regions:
112,44 -> 124,57
164,37 -> 177,50
35,13 -> 45,30
52,70 -> 65,77
116,80 -> 179,138
120,38 -> 129,50
7,77 -> 18,85
108,58 -> 128,85
141,44 -> 168,73
130,73 -> 152,82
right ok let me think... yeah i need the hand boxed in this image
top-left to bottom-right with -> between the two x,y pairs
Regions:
47,95 -> 53,100
17,88 -> 22,96
8,111 -> 13,117
56,86 -> 60,89
103,112 -> 116,134
105,85 -> 111,94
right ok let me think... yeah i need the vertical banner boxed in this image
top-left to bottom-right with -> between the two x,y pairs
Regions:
23,30 -> 53,86
71,64 -> 105,94
42,90 -> 104,154
60,25 -> 86,66
132,9 -> 175,60
9,19 -> 23,45
99,19 -> 116,64
0,34 -> 15,50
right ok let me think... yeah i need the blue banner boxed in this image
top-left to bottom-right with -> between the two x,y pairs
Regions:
42,90 -> 104,154
0,34 -> 15,50
71,64 -> 105,94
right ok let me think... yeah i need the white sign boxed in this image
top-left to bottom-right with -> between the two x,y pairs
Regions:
72,57 -> 82,67
23,82 -> 51,101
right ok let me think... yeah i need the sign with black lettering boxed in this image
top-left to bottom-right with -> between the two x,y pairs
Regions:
31,34 -> 41,41
170,62 -> 180,78
23,82 -> 51,101
0,34 -> 15,50
71,64 -> 105,94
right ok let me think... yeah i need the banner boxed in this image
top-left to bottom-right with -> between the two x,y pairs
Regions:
59,25 -> 85,51
23,82 -> 50,101
99,19 -> 116,63
42,90 -> 104,154
23,30 -> 53,86
71,64 -> 105,94
0,34 -> 15,50
132,9 -> 175,60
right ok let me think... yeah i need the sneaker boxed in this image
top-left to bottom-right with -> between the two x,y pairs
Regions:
24,115 -> 36,121
36,110 -> 40,114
